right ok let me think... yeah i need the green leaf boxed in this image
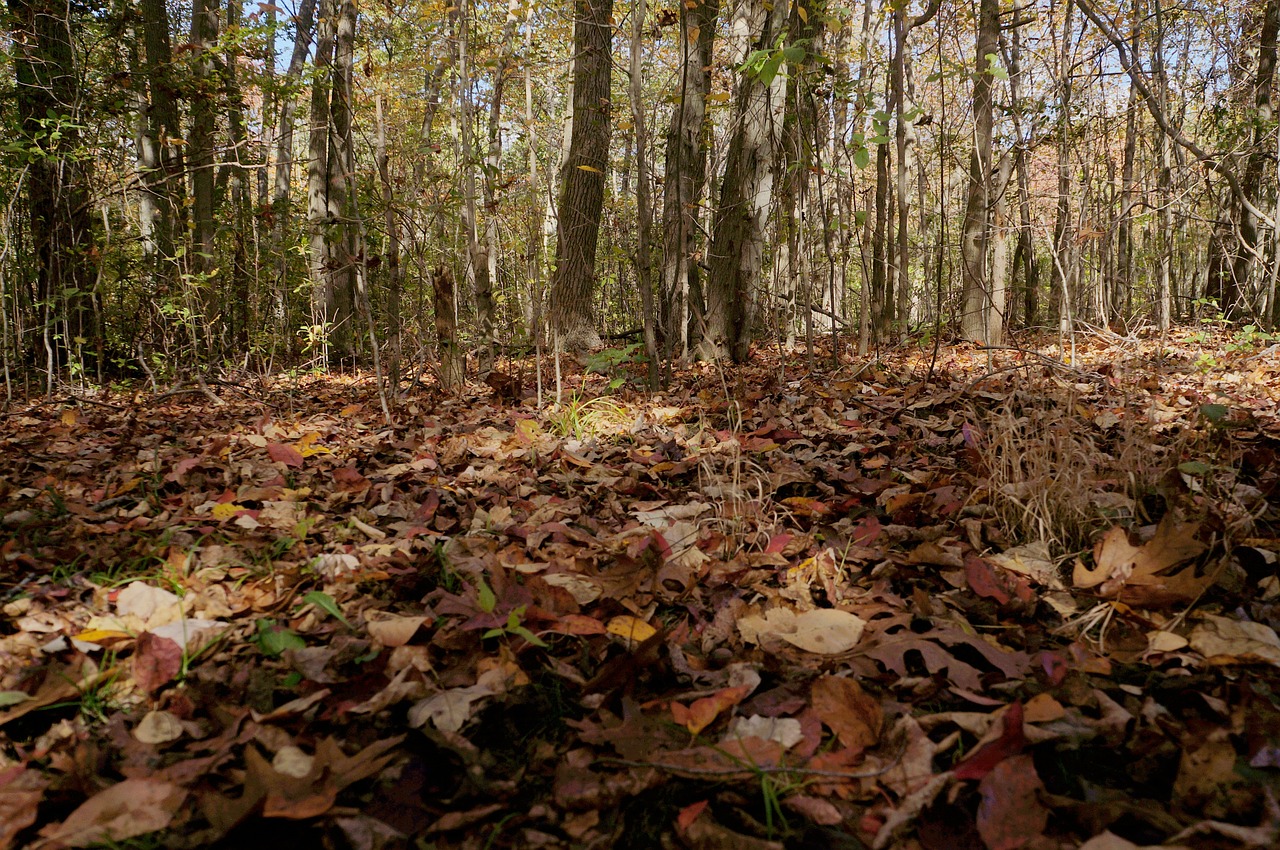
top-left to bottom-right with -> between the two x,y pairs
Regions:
1178,461 -> 1211,475
509,626 -> 548,648
302,590 -> 351,628
1200,403 -> 1229,425
476,578 -> 497,613
256,619 -> 306,657
482,627 -> 504,640
781,45 -> 805,63
758,52 -> 786,87
0,691 -> 31,708
853,147 -> 870,169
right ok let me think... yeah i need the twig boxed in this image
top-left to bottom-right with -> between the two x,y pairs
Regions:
595,756 -> 896,781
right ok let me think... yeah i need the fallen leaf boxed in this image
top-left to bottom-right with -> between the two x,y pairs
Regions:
976,754 -> 1048,850
39,778 -> 186,847
811,676 -> 882,749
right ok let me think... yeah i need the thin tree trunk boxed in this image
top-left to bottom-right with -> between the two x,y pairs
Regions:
628,0 -> 660,386
270,0 -> 316,336
959,0 -> 1000,343
306,0 -> 336,365
660,0 -> 718,357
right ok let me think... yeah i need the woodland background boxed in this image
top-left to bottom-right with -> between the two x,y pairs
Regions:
3,0 -> 1280,394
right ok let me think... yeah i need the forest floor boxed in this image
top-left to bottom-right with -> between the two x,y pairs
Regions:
2,329 -> 1280,850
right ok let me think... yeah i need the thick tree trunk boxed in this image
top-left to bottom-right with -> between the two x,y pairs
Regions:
325,0 -> 358,366
1228,0 -> 1280,319
548,0 -> 614,352
701,0 -> 789,363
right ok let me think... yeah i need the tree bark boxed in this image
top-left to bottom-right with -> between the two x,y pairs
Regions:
548,0 -> 614,351
270,0 -> 317,336
306,0 -> 337,364
189,0 -> 219,283
701,0 -> 790,363
959,0 -> 1000,343
659,0 -> 718,357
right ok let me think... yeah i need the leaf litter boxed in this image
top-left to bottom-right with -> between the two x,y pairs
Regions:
0,331 -> 1279,848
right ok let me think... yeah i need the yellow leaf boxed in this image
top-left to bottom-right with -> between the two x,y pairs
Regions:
707,92 -> 730,104
211,502 -> 246,520
577,164 -> 603,173
606,615 -> 656,645
300,445 -> 332,457
296,432 -> 321,450
687,25 -> 700,44
61,408 -> 78,426
339,404 -> 363,417
73,629 -> 132,644
797,5 -> 807,22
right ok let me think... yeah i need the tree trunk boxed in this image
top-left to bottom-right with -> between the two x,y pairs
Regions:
659,0 -> 718,357
189,0 -> 219,286
548,0 -> 614,352
433,265 -> 464,388
701,0 -> 789,363
959,0 -> 1000,343
629,0 -> 660,386
7,0 -> 96,381
324,0 -> 358,366
1228,0 -> 1280,319
270,0 -> 316,336
1051,0 -> 1075,330
306,0 -> 337,364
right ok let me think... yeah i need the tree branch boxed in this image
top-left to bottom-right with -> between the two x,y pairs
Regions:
1073,0 -> 1276,231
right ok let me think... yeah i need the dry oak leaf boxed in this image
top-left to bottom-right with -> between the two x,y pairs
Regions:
976,753 -> 1049,850
1189,614 -> 1280,666
810,676 -> 882,750
38,778 -> 186,848
0,767 -> 47,850
1074,516 -> 1206,599
738,607 -> 866,655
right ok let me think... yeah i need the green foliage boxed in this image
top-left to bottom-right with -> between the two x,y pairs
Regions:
482,605 -> 548,648
300,590 -> 351,628
254,619 -> 305,657
584,343 -> 645,390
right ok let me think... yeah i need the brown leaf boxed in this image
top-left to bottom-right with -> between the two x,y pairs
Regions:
975,754 -> 1048,850
133,632 -> 183,695
267,442 -> 304,467
810,676 -> 882,750
39,778 -> 186,847
0,767 -> 47,850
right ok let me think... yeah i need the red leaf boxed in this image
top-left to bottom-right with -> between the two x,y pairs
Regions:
267,442 -> 304,467
976,754 -> 1048,850
133,632 -> 183,695
676,800 -> 709,832
765,533 -> 793,554
965,554 -> 1011,604
953,702 -> 1026,780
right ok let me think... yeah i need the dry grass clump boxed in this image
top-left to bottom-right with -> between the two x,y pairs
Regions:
978,393 -> 1165,559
